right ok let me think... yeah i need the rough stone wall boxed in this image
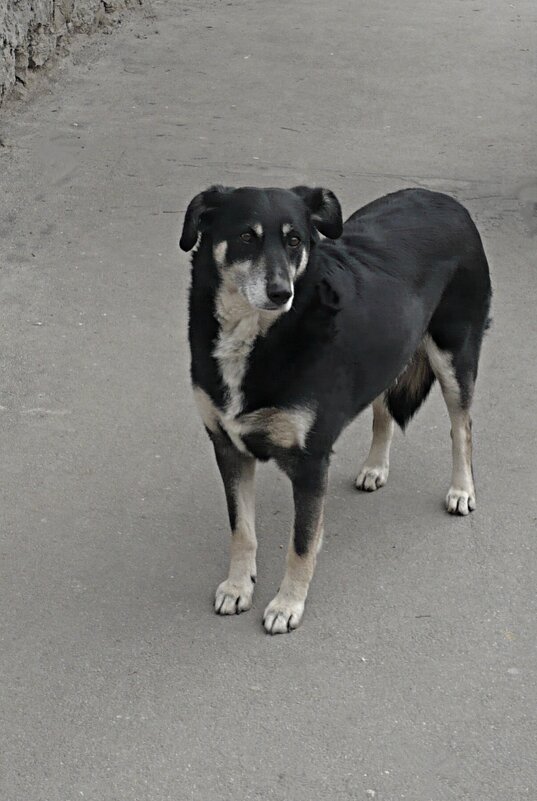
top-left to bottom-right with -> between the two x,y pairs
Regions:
0,0 -> 141,103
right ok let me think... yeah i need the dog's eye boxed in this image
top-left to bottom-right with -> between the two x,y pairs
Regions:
288,234 -> 301,247
240,231 -> 253,243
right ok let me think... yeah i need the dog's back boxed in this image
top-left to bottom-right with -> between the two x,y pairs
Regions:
311,188 -> 492,424
342,189 -> 490,305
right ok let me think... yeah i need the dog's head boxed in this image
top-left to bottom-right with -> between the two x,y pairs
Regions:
180,185 -> 342,311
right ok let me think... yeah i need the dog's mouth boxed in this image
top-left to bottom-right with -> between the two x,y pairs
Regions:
255,294 -> 294,313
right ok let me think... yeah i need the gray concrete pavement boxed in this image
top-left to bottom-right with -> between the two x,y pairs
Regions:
1,1 -> 536,799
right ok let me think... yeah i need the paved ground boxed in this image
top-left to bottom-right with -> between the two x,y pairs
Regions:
1,1 -> 536,799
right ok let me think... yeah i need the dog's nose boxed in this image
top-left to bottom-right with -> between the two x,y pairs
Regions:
267,283 -> 292,306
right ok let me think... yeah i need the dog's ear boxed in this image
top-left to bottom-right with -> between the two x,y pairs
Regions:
317,277 -> 341,312
290,186 -> 343,239
179,185 -> 235,251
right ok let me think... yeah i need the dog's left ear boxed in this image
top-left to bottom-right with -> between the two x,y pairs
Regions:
180,185 -> 235,251
290,186 -> 343,239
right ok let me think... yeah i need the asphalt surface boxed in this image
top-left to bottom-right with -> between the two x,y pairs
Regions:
1,2 -> 536,799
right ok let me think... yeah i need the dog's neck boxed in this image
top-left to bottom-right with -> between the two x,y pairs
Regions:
213,277 -> 289,418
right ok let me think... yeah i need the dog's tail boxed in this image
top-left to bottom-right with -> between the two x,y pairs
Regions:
385,343 -> 436,429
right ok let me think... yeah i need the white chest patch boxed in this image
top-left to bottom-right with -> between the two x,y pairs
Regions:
213,292 -> 261,419
213,280 -> 281,419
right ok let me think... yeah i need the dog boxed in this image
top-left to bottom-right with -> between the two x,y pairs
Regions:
180,185 -> 491,634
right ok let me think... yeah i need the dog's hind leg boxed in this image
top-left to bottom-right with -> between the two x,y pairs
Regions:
356,394 -> 394,491
210,431 -> 258,614
425,336 -> 476,515
356,344 -> 437,493
263,455 -> 328,634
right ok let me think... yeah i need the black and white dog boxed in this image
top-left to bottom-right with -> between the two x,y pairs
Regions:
180,186 -> 491,634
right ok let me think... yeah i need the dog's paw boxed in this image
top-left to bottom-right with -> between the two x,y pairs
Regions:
355,465 -> 389,492
263,595 -> 305,634
215,576 -> 255,615
446,487 -> 476,516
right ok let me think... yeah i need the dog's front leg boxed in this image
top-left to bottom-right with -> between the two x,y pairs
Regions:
263,456 -> 328,634
210,432 -> 257,615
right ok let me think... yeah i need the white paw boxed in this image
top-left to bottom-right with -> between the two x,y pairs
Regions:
263,595 -> 305,634
214,576 -> 255,615
356,465 -> 389,492
446,487 -> 476,516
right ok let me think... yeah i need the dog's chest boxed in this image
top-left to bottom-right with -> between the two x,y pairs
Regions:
192,287 -> 315,456
213,311 -> 260,419
211,285 -> 279,418
193,386 -> 315,457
